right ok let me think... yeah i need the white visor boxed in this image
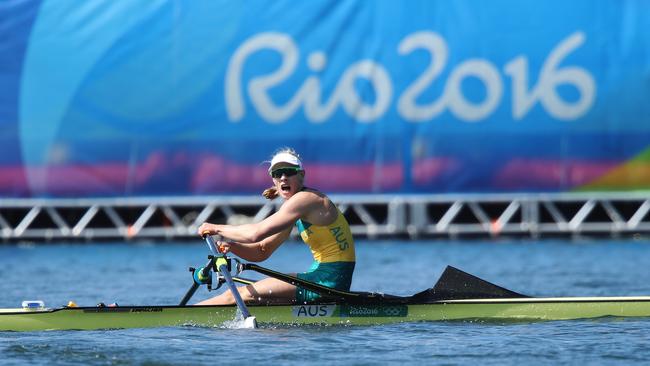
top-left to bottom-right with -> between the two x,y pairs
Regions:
269,152 -> 303,172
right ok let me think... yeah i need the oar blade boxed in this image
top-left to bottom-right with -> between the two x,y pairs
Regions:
243,316 -> 258,329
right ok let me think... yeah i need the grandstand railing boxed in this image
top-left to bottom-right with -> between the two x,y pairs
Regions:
1,193 -> 650,242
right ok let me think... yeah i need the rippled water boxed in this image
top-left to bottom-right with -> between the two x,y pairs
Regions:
2,239 -> 650,365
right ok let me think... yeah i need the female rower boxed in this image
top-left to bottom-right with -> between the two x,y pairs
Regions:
196,148 -> 356,305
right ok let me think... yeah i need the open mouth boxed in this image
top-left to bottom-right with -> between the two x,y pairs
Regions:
280,183 -> 291,193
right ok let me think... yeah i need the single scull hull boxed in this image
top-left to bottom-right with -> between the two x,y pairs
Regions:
3,296 -> 650,331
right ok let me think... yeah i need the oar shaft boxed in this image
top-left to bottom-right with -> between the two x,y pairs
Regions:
243,263 -> 358,301
217,262 -> 252,318
204,235 -> 256,324
204,234 -> 221,255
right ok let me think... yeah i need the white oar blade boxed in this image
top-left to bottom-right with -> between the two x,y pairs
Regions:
244,316 -> 258,329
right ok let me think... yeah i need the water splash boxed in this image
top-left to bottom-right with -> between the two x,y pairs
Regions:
220,308 -> 256,329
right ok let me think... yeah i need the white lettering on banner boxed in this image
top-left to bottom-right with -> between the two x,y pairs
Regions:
397,31 -> 504,122
225,31 -> 595,124
396,31 -> 448,121
504,32 -> 595,120
226,33 -> 392,123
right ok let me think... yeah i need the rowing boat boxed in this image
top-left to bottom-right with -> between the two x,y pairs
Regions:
4,295 -> 650,332
3,261 -> 650,331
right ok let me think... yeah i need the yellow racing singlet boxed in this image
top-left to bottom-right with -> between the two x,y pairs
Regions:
295,209 -> 356,263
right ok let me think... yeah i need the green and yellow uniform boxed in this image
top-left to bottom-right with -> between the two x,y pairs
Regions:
295,208 -> 356,303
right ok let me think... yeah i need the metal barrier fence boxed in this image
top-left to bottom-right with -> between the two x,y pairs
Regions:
1,193 -> 650,242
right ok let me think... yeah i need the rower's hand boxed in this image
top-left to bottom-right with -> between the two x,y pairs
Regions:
198,223 -> 219,238
216,240 -> 231,254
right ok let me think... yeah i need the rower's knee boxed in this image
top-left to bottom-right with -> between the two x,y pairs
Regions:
203,285 -> 258,305
220,286 -> 254,305
239,285 -> 258,302
220,291 -> 235,304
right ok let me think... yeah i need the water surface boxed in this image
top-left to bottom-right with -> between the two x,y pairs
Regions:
2,239 -> 650,365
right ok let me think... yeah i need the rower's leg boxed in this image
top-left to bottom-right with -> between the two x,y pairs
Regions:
195,276 -> 297,305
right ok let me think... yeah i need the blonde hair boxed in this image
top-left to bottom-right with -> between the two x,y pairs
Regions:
262,187 -> 279,200
263,147 -> 302,200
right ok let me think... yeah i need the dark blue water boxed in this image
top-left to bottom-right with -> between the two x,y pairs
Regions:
2,239 -> 650,365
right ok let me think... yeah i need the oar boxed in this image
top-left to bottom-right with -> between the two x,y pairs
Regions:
241,262 -> 396,304
203,235 -> 258,329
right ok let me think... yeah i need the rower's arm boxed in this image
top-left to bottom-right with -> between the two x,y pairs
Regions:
199,192 -> 313,243
226,227 -> 291,262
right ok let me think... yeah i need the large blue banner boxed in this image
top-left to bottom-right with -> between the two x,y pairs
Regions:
1,0 -> 649,197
